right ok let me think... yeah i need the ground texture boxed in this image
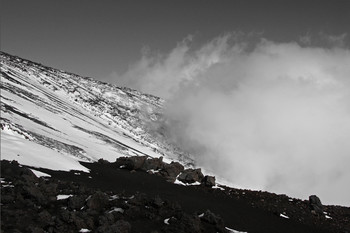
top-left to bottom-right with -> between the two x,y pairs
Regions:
1,160 -> 349,233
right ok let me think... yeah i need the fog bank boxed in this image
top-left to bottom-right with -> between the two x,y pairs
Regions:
115,34 -> 350,206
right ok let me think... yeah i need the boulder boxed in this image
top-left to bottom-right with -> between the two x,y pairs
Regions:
115,156 -> 147,170
201,210 -> 221,224
201,176 -> 216,187
309,195 -> 323,215
87,191 -> 109,211
68,195 -> 86,210
163,213 -> 201,233
200,210 -> 226,232
141,157 -> 164,171
152,196 -> 164,208
159,162 -> 184,182
98,158 -> 110,164
177,168 -> 204,184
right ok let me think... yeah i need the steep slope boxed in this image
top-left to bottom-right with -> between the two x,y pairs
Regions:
0,51 -> 191,171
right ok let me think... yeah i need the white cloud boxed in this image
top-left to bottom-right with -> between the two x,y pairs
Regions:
115,34 -> 350,206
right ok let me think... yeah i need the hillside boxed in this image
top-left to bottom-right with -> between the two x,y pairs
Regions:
0,51 -> 192,170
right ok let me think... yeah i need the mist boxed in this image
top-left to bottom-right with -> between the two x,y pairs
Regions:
114,34 -> 350,206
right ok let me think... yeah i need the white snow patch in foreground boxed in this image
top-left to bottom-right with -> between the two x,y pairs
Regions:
174,179 -> 201,186
280,213 -> 289,219
108,207 -> 124,214
225,226 -> 248,233
29,169 -> 51,178
79,229 -> 91,233
323,211 -> 332,219
57,194 -> 73,200
164,218 -> 170,225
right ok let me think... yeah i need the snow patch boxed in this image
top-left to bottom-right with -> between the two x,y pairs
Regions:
29,168 -> 51,178
212,185 -> 225,190
225,226 -> 248,233
57,194 -> 73,200
164,218 -> 170,225
1,129 -> 90,172
174,179 -> 201,186
280,213 -> 289,219
79,229 -> 91,233
108,207 -> 124,214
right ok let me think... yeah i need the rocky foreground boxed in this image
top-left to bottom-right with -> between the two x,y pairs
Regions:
1,158 -> 350,233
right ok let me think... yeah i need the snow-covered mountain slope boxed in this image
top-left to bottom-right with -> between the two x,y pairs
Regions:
0,51 -> 192,171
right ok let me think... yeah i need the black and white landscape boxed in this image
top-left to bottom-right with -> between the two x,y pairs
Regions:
1,1 -> 350,232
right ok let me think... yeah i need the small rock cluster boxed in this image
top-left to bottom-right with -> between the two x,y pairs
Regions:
114,156 -> 216,187
1,160 -> 227,233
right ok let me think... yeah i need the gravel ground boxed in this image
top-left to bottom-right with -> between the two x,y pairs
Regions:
1,159 -> 349,233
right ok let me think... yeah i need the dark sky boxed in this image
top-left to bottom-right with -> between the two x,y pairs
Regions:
1,0 -> 349,81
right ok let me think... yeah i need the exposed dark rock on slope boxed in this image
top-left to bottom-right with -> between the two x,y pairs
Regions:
2,160 -> 350,233
0,160 -> 228,233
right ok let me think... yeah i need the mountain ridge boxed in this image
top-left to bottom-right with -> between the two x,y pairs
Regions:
1,51 -> 193,172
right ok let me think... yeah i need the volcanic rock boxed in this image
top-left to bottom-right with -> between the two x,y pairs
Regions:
141,156 -> 164,171
86,191 -> 109,211
159,161 -> 184,182
201,175 -> 216,187
178,168 -> 204,184
115,156 -> 147,170
68,195 -> 86,210
309,195 -> 323,215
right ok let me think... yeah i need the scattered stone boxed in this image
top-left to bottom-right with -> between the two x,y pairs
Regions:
86,191 -> 109,211
68,195 -> 86,210
2,160 -> 349,233
201,209 -> 222,225
201,175 -> 216,187
159,161 -> 184,182
97,158 -> 110,164
309,195 -> 323,216
152,196 -> 164,208
141,157 -> 164,171
115,156 -> 147,170
177,168 -> 204,184
200,210 -> 226,232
